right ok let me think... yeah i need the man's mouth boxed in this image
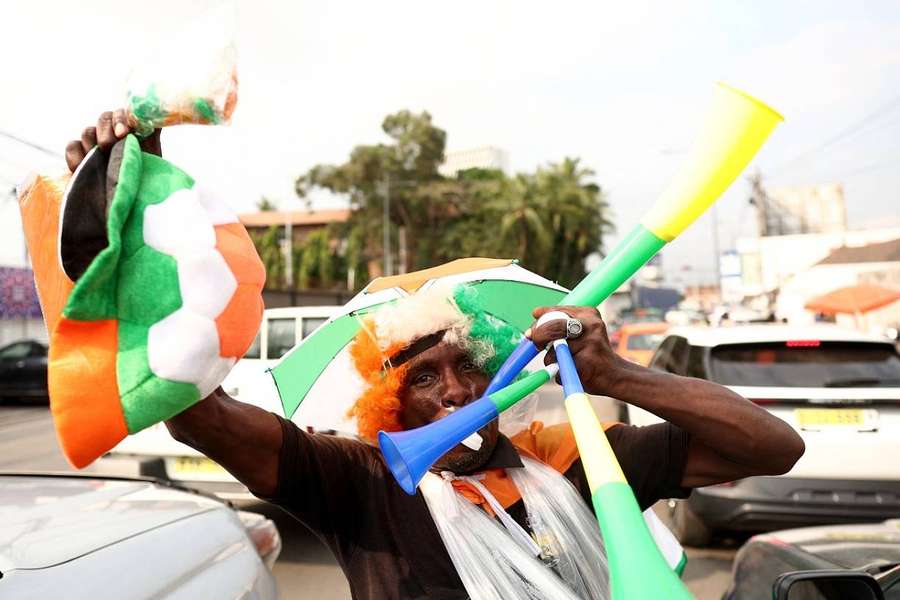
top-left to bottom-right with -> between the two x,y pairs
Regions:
444,406 -> 484,451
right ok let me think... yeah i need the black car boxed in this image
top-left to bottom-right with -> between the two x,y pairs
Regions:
0,339 -> 49,404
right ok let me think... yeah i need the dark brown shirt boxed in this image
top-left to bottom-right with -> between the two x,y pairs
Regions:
269,416 -> 691,599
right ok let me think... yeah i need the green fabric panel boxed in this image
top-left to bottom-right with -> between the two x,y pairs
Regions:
121,376 -> 200,433
63,136 -> 143,321
470,280 -> 565,332
489,368 -> 550,412
563,224 -> 666,308
117,246 -> 182,326
121,152 -> 195,259
116,320 -> 153,400
272,314 -> 362,418
591,482 -> 693,599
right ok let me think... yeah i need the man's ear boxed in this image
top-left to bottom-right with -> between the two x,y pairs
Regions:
58,140 -> 126,281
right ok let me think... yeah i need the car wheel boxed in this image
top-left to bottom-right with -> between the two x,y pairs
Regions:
670,500 -> 713,547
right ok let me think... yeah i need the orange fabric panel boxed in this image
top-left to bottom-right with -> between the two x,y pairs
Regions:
18,174 -> 74,333
215,223 -> 266,285
457,420 -> 620,513
214,223 -> 266,358
49,317 -> 127,469
366,257 -> 513,293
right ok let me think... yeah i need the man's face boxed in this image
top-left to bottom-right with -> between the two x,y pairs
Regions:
398,340 -> 499,474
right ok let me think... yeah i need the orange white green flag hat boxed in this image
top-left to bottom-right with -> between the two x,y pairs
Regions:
19,135 -> 265,468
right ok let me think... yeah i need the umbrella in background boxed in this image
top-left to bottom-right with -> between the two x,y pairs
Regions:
805,284 -> 900,316
269,257 -> 567,434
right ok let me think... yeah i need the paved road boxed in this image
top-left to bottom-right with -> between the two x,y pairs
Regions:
0,405 -> 738,598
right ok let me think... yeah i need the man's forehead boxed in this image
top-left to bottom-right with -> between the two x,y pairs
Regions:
405,339 -> 471,368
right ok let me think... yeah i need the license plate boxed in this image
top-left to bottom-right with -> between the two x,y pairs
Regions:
794,408 -> 879,432
166,456 -> 229,481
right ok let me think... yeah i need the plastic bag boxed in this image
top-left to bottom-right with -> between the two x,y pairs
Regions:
420,456 -> 612,599
126,5 -> 238,136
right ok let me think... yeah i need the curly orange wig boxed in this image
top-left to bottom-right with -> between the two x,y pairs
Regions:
347,318 -> 409,441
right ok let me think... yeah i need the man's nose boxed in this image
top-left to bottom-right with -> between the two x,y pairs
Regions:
441,373 -> 473,408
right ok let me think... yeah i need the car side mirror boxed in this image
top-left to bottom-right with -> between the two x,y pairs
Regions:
774,570 -> 884,600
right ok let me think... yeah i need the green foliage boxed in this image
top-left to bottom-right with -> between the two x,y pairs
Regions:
256,197 -> 278,211
293,110 -> 614,291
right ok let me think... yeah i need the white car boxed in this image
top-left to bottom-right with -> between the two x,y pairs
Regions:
0,473 -> 280,599
102,306 -> 340,499
628,325 -> 900,546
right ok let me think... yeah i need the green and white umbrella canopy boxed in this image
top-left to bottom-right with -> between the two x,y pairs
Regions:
269,258 -> 567,435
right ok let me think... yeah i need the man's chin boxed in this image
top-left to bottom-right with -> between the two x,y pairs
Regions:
435,439 -> 496,474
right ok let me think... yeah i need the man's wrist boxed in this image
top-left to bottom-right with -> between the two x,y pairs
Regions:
587,354 -> 638,398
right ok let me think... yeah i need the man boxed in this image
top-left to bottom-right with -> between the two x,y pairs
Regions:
65,115 -> 805,599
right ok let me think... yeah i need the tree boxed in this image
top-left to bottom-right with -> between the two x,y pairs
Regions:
296,110 -> 447,276
293,111 -> 615,291
256,197 -> 278,211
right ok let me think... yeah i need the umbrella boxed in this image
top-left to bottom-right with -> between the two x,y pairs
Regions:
804,284 -> 900,316
269,257 -> 567,433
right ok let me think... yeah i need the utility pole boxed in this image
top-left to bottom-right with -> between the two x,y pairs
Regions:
748,170 -> 769,238
711,202 -> 722,299
381,175 -> 392,277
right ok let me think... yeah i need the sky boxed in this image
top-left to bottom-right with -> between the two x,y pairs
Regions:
2,0 -> 899,287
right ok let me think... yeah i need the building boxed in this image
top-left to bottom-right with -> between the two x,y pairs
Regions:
0,266 -> 46,345
730,226 -> 900,308
776,237 -> 900,330
238,208 -> 350,245
438,146 -> 509,178
757,183 -> 847,236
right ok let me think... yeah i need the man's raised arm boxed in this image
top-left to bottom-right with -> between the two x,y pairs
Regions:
530,306 -> 806,488
165,389 -> 283,497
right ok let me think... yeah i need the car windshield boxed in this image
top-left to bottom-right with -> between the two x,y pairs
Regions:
709,341 -> 900,387
626,332 -> 666,351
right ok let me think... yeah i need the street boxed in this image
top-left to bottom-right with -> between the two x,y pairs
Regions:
0,404 -> 739,599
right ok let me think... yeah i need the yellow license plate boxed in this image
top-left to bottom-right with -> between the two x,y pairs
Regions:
794,408 -> 878,431
169,457 -> 228,476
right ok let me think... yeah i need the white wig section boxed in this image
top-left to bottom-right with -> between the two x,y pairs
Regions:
371,284 -> 470,354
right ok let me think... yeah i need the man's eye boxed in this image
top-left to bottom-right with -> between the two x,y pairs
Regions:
461,361 -> 478,372
413,373 -> 435,386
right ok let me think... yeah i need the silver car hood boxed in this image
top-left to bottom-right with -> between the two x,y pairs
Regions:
0,475 -> 222,572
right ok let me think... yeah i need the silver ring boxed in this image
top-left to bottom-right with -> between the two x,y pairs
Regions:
565,318 -> 583,339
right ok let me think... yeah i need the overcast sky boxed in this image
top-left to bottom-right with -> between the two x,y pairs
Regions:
2,1 -> 899,286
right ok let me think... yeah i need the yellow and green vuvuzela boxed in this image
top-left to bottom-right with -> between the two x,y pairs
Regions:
380,82 -> 784,501
562,82 -> 783,308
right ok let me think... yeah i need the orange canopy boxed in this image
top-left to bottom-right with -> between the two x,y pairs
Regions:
804,284 -> 900,315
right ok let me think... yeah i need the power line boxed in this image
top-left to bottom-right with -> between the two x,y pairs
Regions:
772,94 -> 900,177
0,129 -> 63,159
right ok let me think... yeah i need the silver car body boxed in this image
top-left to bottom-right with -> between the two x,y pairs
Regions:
0,474 -> 278,599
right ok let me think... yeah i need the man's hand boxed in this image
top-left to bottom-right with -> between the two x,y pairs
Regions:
527,306 -> 628,396
65,109 -> 162,172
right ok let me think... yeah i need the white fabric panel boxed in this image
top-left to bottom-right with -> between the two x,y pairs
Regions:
193,182 -> 239,225
196,356 -> 237,398
147,308 -> 221,385
143,188 -> 216,256
176,249 -> 237,319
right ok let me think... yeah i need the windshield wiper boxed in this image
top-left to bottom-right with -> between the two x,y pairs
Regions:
823,377 -> 900,388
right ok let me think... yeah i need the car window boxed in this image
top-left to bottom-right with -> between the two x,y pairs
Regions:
685,344 -> 707,379
649,338 -> 675,371
244,330 -> 262,359
626,332 -> 666,351
29,344 -> 47,358
0,342 -> 32,360
884,574 -> 900,600
709,341 -> 900,387
267,318 -> 296,360
301,317 -> 328,339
